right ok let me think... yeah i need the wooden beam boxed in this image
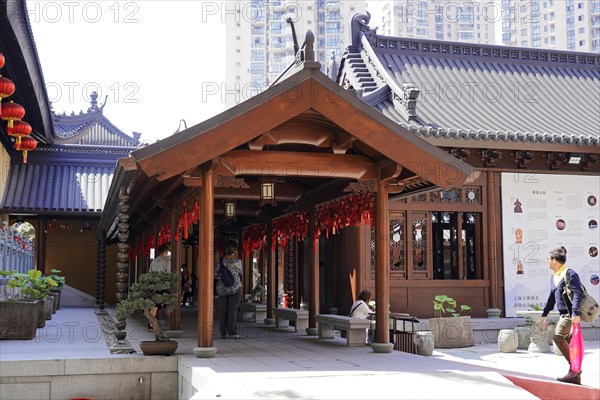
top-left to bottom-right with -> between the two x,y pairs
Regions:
378,160 -> 403,181
183,176 -> 202,187
214,182 -> 304,202
247,124 -> 353,152
220,150 -> 377,180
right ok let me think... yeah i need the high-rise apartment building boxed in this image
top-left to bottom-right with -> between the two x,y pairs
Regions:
225,0 -> 366,108
376,0 -> 496,44
501,0 -> 600,52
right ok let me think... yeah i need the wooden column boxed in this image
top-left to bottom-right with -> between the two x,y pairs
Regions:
170,206 -> 181,331
486,171 -> 499,309
375,180 -> 390,344
198,167 -> 214,347
309,210 -> 319,328
266,222 -> 276,318
96,233 -> 106,311
116,187 -> 130,302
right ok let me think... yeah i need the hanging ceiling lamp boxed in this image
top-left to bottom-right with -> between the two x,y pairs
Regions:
1,101 -> 25,129
15,136 -> 37,164
8,120 -> 31,148
0,75 -> 15,112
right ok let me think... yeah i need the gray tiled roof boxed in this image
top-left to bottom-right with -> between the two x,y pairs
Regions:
0,163 -> 114,214
340,33 -> 600,147
53,109 -> 140,147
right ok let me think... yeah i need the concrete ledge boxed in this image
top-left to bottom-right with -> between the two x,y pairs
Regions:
0,357 -> 177,378
0,357 -> 178,400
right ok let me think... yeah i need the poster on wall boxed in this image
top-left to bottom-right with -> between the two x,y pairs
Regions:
501,173 -> 600,317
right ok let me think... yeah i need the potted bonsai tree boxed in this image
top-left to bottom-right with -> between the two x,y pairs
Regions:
429,295 -> 474,348
116,271 -> 179,355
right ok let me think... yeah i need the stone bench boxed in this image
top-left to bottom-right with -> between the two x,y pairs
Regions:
272,308 -> 308,333
315,314 -> 375,347
238,303 -> 267,323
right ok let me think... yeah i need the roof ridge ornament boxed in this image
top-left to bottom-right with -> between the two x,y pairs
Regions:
351,12 -> 377,50
303,30 -> 315,62
87,91 -> 107,112
391,83 -> 420,121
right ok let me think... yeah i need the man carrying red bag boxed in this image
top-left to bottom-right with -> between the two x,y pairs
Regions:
540,246 -> 584,385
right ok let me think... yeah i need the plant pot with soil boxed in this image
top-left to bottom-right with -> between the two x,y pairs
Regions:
429,295 -> 474,348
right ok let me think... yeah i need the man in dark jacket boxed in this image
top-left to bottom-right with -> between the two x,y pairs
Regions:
540,246 -> 584,385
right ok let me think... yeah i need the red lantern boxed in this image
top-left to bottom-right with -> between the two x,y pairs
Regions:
1,101 -> 25,128
0,52 -> 4,68
15,136 -> 37,164
0,76 -> 15,108
8,120 -> 31,148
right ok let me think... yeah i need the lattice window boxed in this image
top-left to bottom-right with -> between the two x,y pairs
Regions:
411,193 -> 427,203
465,187 -> 481,204
431,189 -> 461,203
412,217 -> 427,272
390,219 -> 405,273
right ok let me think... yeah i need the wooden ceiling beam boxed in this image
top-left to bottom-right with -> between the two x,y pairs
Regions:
220,150 -> 377,180
248,124 -> 354,153
214,182 -> 304,202
378,160 -> 403,181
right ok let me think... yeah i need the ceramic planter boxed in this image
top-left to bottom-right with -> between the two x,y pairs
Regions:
44,296 -> 53,320
139,340 -> 178,356
0,300 -> 39,340
429,316 -> 474,348
36,299 -> 46,328
51,289 -> 61,309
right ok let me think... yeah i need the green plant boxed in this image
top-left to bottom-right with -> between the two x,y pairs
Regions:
433,295 -> 472,317
47,269 -> 66,290
0,269 -> 57,300
0,270 -> 26,300
23,269 -> 58,299
116,272 -> 179,342
528,303 -> 542,311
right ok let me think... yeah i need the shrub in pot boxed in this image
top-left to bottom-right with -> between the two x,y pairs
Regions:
0,270 -> 46,339
47,269 -> 66,309
116,272 -> 179,355
429,295 -> 474,348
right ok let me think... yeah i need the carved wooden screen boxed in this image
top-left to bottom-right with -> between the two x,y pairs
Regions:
410,211 -> 430,279
390,214 -> 406,279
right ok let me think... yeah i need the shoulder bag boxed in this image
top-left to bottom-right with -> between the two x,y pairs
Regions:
563,271 -> 600,323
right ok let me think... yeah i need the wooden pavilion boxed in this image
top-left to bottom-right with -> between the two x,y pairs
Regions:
98,33 -> 475,353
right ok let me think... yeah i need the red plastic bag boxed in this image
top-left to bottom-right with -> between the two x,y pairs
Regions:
569,323 -> 584,373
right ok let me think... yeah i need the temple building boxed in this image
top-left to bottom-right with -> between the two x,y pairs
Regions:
0,0 -> 141,300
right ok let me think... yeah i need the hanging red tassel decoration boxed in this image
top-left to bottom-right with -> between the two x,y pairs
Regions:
272,212 -> 308,251
314,192 -> 374,249
242,224 -> 267,258
183,212 -> 189,240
